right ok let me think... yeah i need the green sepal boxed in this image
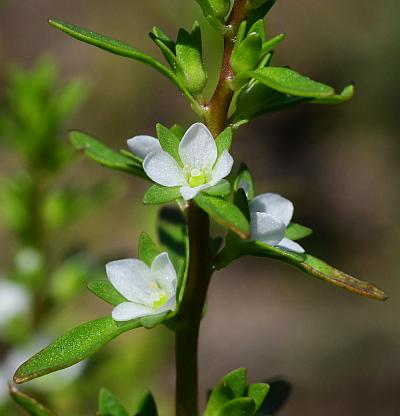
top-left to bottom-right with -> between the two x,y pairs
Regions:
223,368 -> 247,398
48,19 -> 198,109
234,163 -> 255,200
247,19 -> 266,41
87,280 -> 126,306
98,388 -> 129,416
156,123 -> 181,164
194,0 -> 227,31
312,83 -> 354,104
157,207 -> 188,303
175,22 -> 207,94
204,180 -> 231,197
194,194 -> 250,239
247,383 -> 270,413
149,27 -> 177,69
246,67 -> 335,98
135,391 -> 159,416
170,123 -> 185,139
143,185 -> 182,205
215,126 -> 233,155
217,398 -> 256,416
70,131 -> 146,177
261,33 -> 285,56
9,386 -> 56,416
141,311 -> 171,329
230,33 -> 262,78
285,223 -> 313,241
13,317 -> 141,383
138,232 -> 161,266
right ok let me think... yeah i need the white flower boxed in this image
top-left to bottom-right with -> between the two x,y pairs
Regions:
106,252 -> 177,322
128,123 -> 234,201
250,193 -> 305,253
0,278 -> 30,329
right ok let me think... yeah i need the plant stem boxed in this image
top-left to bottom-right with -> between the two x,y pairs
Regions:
175,2 -> 249,415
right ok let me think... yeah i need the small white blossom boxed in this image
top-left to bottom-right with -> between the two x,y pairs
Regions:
250,193 -> 305,253
0,278 -> 30,329
128,123 -> 234,201
106,252 -> 177,322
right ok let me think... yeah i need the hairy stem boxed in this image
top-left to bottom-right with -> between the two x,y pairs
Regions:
175,3 -> 250,415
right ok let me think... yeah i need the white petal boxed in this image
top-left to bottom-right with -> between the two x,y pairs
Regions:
250,193 -> 294,226
0,279 -> 30,328
179,123 -> 217,170
151,252 -> 177,293
250,212 -> 286,245
179,184 -> 210,201
106,259 -> 152,304
210,149 -> 234,184
143,151 -> 187,187
112,302 -> 155,321
127,135 -> 161,159
278,238 -> 305,253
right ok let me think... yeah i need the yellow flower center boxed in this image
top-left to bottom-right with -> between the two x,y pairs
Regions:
149,281 -> 168,309
185,167 -> 211,188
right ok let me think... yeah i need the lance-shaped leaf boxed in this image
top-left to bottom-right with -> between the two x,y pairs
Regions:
261,34 -> 285,56
194,0 -> 228,31
230,32 -> 262,76
9,386 -> 56,416
247,67 -> 335,98
231,81 -> 308,126
98,388 -> 129,416
195,193 -> 250,239
215,127 -> 233,155
70,131 -> 146,177
216,238 -> 387,300
149,27 -> 177,69
156,123 -> 182,164
247,383 -> 270,414
14,317 -> 141,383
217,397 -> 256,416
285,223 -> 313,241
143,184 -> 182,205
48,19 -> 198,109
204,179 -> 231,197
135,391 -> 158,416
312,83 -> 354,104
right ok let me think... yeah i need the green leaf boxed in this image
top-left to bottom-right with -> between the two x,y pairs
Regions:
285,223 -> 313,241
298,255 -> 387,301
232,81 -> 308,125
9,386 -> 56,416
234,163 -> 254,200
205,180 -> 231,197
138,232 -> 161,266
170,123 -> 185,139
194,194 -> 250,239
257,379 -> 291,415
70,131 -> 146,177
248,19 -> 266,41
247,383 -> 270,413
88,280 -> 126,306
208,0 -> 231,19
194,0 -> 227,31
136,391 -> 158,416
224,368 -> 247,398
175,22 -> 207,94
247,67 -> 334,98
215,127 -> 233,155
14,317 -> 141,383
231,33 -> 262,76
143,185 -> 181,205
156,123 -> 181,164
98,388 -> 129,416
312,83 -> 354,104
205,383 -> 235,416
217,398 -> 256,416
48,19 -> 198,109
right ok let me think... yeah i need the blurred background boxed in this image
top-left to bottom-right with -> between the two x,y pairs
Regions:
0,0 -> 399,415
